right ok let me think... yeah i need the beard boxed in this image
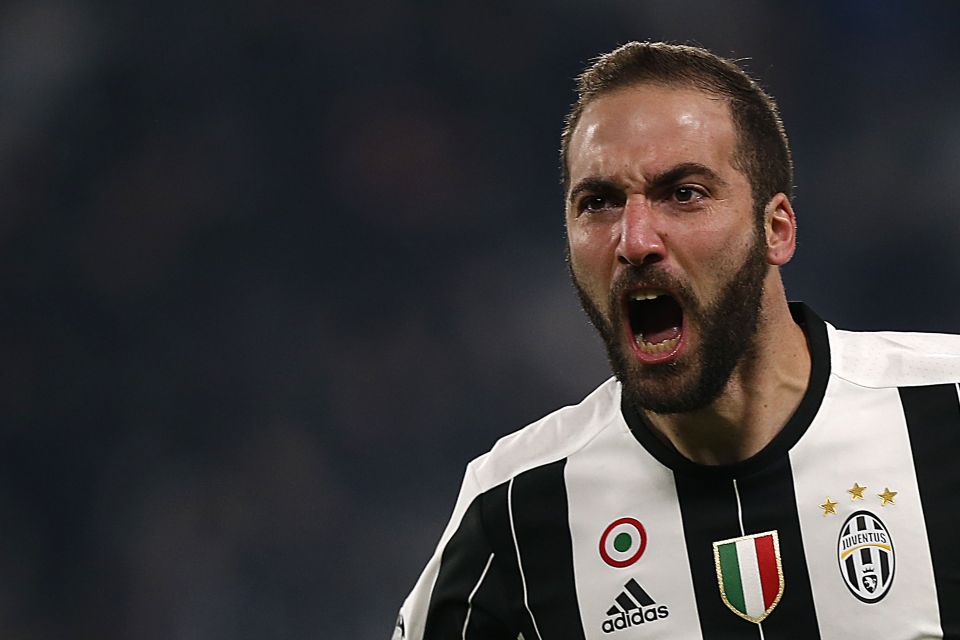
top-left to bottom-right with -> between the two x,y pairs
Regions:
571,224 -> 769,415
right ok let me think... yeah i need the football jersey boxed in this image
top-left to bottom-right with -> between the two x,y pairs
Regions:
395,304 -> 960,640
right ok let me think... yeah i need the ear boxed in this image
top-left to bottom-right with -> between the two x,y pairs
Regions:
764,193 -> 796,266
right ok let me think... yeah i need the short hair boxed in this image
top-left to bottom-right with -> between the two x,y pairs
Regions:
560,42 -> 793,212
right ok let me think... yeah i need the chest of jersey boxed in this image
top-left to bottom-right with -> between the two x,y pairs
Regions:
555,382 -> 954,639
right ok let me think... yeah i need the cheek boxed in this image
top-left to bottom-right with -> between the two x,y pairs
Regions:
568,219 -> 620,259
568,227 -> 616,282
568,236 -> 621,319
686,229 -> 756,295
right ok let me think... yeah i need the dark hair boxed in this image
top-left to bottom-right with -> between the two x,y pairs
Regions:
560,42 -> 793,212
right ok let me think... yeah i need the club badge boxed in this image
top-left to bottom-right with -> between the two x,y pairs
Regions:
837,510 -> 895,603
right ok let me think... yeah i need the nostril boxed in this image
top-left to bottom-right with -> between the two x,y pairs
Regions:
618,252 -> 663,267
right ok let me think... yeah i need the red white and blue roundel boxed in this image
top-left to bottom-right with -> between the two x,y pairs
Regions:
837,510 -> 895,603
599,517 -> 647,568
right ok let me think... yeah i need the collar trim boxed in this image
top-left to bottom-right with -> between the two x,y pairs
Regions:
620,302 -> 831,478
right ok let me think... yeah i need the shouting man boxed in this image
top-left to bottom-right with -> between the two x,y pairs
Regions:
395,42 -> 960,639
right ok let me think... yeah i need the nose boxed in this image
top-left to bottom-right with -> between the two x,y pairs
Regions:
616,197 -> 666,267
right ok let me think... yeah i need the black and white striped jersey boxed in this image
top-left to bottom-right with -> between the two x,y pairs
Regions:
395,304 -> 960,640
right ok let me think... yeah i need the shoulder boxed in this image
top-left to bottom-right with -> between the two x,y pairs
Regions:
465,377 -> 621,493
828,322 -> 960,388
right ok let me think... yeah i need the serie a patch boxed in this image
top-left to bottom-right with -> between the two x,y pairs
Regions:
712,530 -> 784,624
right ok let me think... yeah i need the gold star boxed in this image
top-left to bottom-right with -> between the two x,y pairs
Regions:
848,482 -> 867,501
820,497 -> 839,515
878,488 -> 897,506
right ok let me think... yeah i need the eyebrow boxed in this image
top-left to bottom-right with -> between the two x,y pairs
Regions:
567,178 -> 619,204
567,162 -> 728,204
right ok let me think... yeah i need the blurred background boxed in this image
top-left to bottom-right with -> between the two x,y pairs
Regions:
4,1 -> 960,638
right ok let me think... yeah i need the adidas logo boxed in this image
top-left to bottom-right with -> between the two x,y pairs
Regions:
601,579 -> 670,634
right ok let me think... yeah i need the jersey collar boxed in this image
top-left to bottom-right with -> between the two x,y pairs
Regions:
620,302 -> 832,479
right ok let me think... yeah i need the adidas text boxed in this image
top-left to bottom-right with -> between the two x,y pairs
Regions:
601,605 -> 669,633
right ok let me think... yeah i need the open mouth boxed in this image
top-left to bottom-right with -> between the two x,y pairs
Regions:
626,290 -> 684,359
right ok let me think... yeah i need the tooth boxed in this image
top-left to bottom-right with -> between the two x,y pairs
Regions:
630,290 -> 665,301
634,334 -> 679,354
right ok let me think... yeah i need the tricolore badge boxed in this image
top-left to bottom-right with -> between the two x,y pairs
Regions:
712,530 -> 784,624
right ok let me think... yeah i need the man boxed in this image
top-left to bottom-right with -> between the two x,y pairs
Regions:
394,42 -> 960,639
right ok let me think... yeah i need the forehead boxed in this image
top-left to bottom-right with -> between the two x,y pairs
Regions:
567,84 -> 740,187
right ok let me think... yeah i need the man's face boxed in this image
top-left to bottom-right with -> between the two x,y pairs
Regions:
565,83 -> 771,414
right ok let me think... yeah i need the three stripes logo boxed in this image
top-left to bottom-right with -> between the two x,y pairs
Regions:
837,510 -> 895,603
712,530 -> 784,624
600,578 -> 669,634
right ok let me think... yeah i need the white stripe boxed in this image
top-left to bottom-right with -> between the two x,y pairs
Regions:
462,553 -> 495,640
733,479 -> 745,536
790,381 -> 943,638
733,480 -> 764,637
735,538 -> 766,619
566,414 -> 705,640
508,477 -> 544,640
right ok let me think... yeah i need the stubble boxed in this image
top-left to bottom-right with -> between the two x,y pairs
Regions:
570,223 -> 769,415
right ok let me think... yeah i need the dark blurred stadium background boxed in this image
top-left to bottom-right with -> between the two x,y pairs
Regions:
4,2 -> 960,638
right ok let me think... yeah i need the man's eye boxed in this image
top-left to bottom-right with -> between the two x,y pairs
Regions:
584,196 -> 607,210
579,195 -> 617,214
673,186 -> 704,203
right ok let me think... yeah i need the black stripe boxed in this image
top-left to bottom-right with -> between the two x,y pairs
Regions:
462,553 -> 512,640
423,495 -> 511,639
481,482 -> 532,639
625,579 -> 655,607
860,548 -> 870,565
738,457 -> 821,639
846,556 -> 857,587
615,593 -> 637,612
636,302 -> 829,638
509,458 -> 586,639
674,474 -> 757,639
856,515 -> 865,531
900,384 -> 960,637
880,551 -> 890,582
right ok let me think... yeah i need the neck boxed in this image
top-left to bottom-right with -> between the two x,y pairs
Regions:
642,288 -> 811,466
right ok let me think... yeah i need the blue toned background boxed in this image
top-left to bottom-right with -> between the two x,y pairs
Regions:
3,2 -> 959,637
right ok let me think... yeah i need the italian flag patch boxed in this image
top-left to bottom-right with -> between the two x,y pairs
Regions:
712,530 -> 783,624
